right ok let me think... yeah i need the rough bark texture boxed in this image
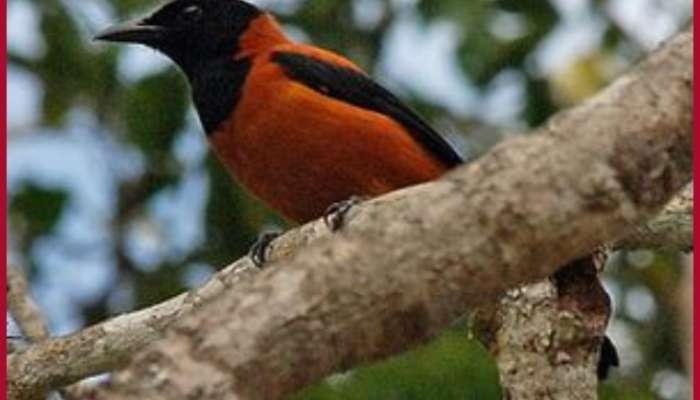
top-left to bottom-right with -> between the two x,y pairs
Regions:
473,253 -> 612,400
617,183 -> 693,251
4,182 -> 691,397
6,260 -> 260,396
7,29 -> 693,400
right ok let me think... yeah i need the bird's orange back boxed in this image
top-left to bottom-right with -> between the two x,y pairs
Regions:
209,14 -> 453,222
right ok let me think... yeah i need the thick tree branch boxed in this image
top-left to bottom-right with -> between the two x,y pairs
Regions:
7,29 -> 693,400
4,156 -> 691,400
5,183 -> 691,395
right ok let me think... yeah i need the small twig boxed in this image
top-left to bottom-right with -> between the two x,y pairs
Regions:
7,265 -> 49,341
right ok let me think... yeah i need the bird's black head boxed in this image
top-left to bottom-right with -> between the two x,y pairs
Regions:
95,0 -> 261,74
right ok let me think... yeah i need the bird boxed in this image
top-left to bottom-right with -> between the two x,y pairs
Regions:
95,0 -> 618,381
95,0 -> 463,262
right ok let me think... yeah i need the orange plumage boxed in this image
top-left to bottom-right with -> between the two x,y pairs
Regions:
95,0 -> 462,224
211,15 -> 449,222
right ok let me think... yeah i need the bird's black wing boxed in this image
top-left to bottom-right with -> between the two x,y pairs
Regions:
271,51 -> 464,167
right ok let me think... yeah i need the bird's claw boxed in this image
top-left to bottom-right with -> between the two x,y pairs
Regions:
323,196 -> 364,231
249,231 -> 282,268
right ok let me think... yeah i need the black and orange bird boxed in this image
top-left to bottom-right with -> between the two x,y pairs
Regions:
95,0 -> 463,261
96,0 -> 619,379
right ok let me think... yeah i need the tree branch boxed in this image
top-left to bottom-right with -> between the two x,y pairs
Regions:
7,28 -> 693,400
473,251 -> 613,400
5,182 -> 691,395
7,265 -> 49,342
616,183 -> 693,252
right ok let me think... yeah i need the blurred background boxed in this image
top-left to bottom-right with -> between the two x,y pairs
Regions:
6,0 -> 693,398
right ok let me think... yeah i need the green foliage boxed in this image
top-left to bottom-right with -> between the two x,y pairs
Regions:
121,72 -> 189,165
283,1 -> 383,68
10,184 -> 68,238
112,0 -> 161,18
38,1 -> 91,124
131,263 -> 191,308
600,382 -> 657,400
297,331 -> 501,400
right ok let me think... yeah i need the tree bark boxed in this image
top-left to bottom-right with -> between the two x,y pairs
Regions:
7,28 -> 693,400
617,183 -> 693,252
473,251 -> 612,400
7,265 -> 49,342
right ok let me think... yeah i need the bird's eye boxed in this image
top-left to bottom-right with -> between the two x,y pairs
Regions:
179,5 -> 203,23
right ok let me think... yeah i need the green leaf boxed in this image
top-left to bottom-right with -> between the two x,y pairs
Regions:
10,183 -> 69,237
131,263 -> 189,308
522,77 -> 557,127
112,0 -> 162,18
120,71 -> 189,165
38,1 -> 87,124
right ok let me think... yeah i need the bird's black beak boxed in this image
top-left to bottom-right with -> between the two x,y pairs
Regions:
93,19 -> 166,44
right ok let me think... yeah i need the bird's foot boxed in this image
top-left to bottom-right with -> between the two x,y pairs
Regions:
249,231 -> 282,268
323,196 -> 365,231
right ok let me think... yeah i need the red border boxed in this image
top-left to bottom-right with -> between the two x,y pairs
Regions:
2,0 -> 9,397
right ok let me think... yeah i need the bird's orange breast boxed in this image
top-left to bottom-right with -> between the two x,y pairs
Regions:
209,51 -> 449,223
